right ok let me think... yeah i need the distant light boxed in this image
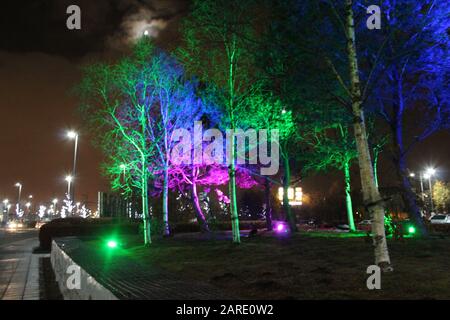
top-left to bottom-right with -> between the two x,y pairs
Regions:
26,202 -> 31,208
67,131 -> 78,139
408,226 -> 416,234
107,240 -> 118,249
409,173 -> 415,178
425,168 -> 436,176
143,30 -> 149,37
8,222 -> 18,229
65,175 -> 73,183
52,198 -> 58,204
120,164 -> 127,170
15,182 -> 22,188
278,187 -> 303,206
3,199 -> 9,205
282,109 -> 287,114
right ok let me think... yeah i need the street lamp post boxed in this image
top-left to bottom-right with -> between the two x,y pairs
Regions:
425,168 -> 436,213
2,199 -> 9,225
15,183 -> 22,217
67,131 -> 79,203
26,202 -> 31,215
52,198 -> 58,217
65,175 -> 73,199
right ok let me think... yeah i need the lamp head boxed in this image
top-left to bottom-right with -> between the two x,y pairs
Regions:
426,168 -> 436,176
67,131 -> 78,139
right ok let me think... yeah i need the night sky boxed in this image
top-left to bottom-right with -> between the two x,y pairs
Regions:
0,0 -> 189,208
0,0 -> 449,209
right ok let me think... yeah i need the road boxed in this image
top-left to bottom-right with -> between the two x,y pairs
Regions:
0,228 -> 41,300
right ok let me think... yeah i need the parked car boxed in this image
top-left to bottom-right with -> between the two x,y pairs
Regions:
357,220 -> 372,231
336,224 -> 350,231
429,214 -> 450,224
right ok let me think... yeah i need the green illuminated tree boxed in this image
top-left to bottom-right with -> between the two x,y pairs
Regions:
177,0 -> 263,243
78,42 -> 156,245
258,0 -> 392,269
237,91 -> 298,232
299,103 -> 358,232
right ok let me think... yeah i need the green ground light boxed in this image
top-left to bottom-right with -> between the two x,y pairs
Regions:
408,226 -> 416,234
107,240 -> 118,249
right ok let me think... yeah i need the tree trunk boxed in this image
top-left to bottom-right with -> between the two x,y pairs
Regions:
283,154 -> 298,232
264,177 -> 273,231
228,153 -> 241,243
227,40 -> 240,244
345,0 -> 391,270
141,169 -> 151,245
373,150 -> 379,189
344,160 -> 356,232
162,163 -> 170,236
392,133 -> 427,236
192,179 -> 210,233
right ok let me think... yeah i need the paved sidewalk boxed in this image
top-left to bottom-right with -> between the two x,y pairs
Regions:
0,236 -> 46,300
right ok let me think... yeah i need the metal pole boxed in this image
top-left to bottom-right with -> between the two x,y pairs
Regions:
428,176 -> 434,213
419,174 -> 425,202
67,180 -> 72,199
72,135 -> 78,203
17,185 -> 22,216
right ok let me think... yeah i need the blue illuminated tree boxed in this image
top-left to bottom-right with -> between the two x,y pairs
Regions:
364,0 -> 450,235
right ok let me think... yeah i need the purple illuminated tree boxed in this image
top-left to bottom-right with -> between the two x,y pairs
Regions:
364,0 -> 450,235
177,0 -> 264,243
143,53 -> 205,236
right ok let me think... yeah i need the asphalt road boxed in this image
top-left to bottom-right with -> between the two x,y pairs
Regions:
0,228 -> 38,247
0,228 -> 40,299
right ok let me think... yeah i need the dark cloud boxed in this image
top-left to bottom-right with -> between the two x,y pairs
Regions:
0,0 -> 189,57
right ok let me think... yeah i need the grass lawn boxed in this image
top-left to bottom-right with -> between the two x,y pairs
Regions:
108,231 -> 450,299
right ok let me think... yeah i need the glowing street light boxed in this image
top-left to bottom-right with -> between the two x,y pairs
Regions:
52,198 -> 58,216
15,182 -> 22,216
67,130 -> 79,202
65,175 -> 73,199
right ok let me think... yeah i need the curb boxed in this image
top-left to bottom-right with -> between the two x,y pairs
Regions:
50,240 -> 118,300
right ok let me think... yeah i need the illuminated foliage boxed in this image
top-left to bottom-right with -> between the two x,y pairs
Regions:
178,0 -> 263,243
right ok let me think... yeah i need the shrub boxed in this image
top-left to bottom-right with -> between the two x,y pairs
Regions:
39,218 -> 140,251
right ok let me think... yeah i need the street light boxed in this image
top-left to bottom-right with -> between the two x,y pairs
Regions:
2,199 -> 9,224
15,182 -> 22,216
52,198 -> 58,216
425,168 -> 436,213
67,131 -> 79,202
65,175 -> 73,199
